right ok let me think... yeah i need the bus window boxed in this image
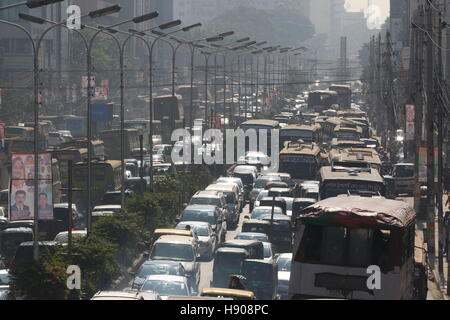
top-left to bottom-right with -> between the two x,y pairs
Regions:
349,229 -> 373,267
320,227 -> 346,265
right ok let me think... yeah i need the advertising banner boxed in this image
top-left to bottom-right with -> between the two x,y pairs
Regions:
10,153 -> 53,221
405,105 -> 414,141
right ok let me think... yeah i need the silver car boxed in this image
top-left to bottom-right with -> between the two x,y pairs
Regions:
176,221 -> 217,260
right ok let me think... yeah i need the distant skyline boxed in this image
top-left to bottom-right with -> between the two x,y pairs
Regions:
345,0 -> 390,24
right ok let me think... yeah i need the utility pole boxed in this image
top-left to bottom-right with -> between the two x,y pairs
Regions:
425,1 -> 436,269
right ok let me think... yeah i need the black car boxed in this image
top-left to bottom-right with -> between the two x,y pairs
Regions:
11,241 -> 59,265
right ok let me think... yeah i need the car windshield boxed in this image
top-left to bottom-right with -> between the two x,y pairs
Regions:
277,257 -> 292,272
141,279 -> 188,296
151,243 -> 194,262
177,224 -> 209,237
0,273 -> 9,285
216,253 -> 245,270
236,233 -> 268,242
190,197 -> 221,207
137,263 -> 183,278
102,193 -> 121,205
181,210 -> 216,225
393,165 -> 414,178
256,191 -> 269,201
263,245 -> 272,258
223,192 -> 236,204
233,173 -> 254,185
251,207 -> 282,219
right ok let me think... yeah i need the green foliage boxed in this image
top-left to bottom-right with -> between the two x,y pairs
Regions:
9,256 -> 70,300
8,172 -> 214,300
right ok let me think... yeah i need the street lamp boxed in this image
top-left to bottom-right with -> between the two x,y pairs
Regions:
0,0 -> 63,11
13,4 -> 121,258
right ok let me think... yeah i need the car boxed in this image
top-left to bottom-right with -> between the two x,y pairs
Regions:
275,253 -> 292,300
11,241 -> 59,265
58,130 -> 73,142
278,197 -> 294,217
139,275 -> 192,299
131,260 -> 186,290
176,221 -> 217,260
254,190 -> 269,207
53,203 -> 80,229
265,172 -> 293,187
250,206 -> 283,220
189,191 -> 229,231
47,132 -> 65,147
215,177 -> 245,210
263,242 -> 275,261
250,175 -> 282,211
179,205 -> 226,244
101,190 -> 135,206
205,184 -> 241,229
91,291 -> 148,300
149,235 -> 201,294
53,230 -> 87,244
92,205 -> 122,214
234,232 -> 269,242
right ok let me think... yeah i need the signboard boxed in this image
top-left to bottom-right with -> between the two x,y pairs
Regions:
10,153 -> 53,221
81,76 -> 95,89
400,47 -> 411,71
94,87 -> 108,100
405,105 -> 414,141
418,147 -> 438,183
0,88 -> 2,109
92,103 -> 112,122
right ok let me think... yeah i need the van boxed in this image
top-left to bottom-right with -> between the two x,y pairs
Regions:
205,184 -> 241,229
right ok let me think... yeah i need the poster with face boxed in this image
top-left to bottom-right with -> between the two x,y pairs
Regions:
10,181 -> 53,221
10,153 -> 53,221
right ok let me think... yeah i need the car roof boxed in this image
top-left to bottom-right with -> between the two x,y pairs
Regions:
233,165 -> 258,173
142,260 -> 182,266
155,235 -> 195,244
19,241 -> 58,246
260,214 -> 291,221
177,221 -> 210,228
277,253 -> 293,259
184,204 -> 217,211
253,206 -> 282,211
145,275 -> 187,282
92,291 -> 143,300
201,288 -> 255,298
215,247 -> 249,254
93,205 -> 121,209
206,184 -> 237,192
237,232 -> 267,237
193,191 -> 223,198
243,219 -> 271,225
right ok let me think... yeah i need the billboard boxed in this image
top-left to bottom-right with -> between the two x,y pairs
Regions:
10,153 -> 53,221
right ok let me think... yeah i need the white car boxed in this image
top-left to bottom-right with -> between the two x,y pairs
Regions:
139,275 -> 192,300
47,132 -> 65,147
54,230 -> 87,244
0,269 -> 10,300
58,130 -> 73,142
262,242 -> 275,261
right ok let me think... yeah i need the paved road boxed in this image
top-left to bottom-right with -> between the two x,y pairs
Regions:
198,204 -> 250,292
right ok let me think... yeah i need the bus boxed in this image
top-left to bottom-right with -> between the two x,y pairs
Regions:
329,148 -> 382,172
5,126 -> 34,139
63,115 -> 86,138
289,196 -> 418,300
73,160 -> 122,212
59,138 -> 105,160
279,141 -> 321,182
280,125 -> 322,148
319,165 -> 385,199
329,85 -> 352,109
152,95 -> 184,122
124,119 -> 162,148
52,148 -> 88,188
333,125 -> 362,141
307,90 -> 338,112
239,120 -> 280,157
99,129 -> 140,160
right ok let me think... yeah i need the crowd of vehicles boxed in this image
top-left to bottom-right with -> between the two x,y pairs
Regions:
0,82 -> 428,301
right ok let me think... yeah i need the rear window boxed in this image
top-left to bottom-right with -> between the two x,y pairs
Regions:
393,165 -> 414,178
190,197 -> 221,207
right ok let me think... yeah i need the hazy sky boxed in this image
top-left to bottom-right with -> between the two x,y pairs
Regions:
345,0 -> 390,23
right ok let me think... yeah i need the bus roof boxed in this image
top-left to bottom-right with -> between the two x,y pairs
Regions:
329,148 -> 381,165
280,124 -> 320,131
280,142 -> 320,156
320,166 -> 384,183
299,196 -> 415,229
240,119 -> 279,127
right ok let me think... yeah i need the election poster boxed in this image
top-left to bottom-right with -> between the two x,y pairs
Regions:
10,153 -> 53,221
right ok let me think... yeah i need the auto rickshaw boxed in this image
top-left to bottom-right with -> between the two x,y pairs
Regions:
241,259 -> 279,300
241,219 -> 271,238
219,240 -> 264,259
260,214 -> 293,253
212,247 -> 249,288
200,288 -> 255,300
291,198 -> 317,223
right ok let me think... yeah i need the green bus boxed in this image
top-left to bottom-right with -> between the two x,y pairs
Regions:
73,160 -> 122,212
